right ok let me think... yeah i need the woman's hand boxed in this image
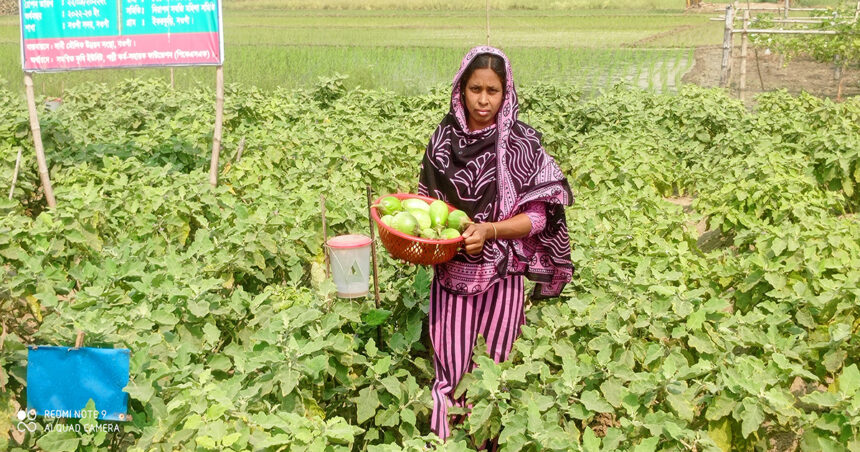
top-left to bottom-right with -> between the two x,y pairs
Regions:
459,214 -> 534,256
461,223 -> 492,255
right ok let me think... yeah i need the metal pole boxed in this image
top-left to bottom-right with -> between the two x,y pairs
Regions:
24,73 -> 56,208
720,6 -> 735,87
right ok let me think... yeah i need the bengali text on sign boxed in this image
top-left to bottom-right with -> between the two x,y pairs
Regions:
20,0 -> 223,71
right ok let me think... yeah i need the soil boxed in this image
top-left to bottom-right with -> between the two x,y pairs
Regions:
682,45 -> 860,101
0,0 -> 16,16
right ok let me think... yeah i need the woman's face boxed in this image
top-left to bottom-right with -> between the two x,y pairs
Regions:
462,67 -> 503,132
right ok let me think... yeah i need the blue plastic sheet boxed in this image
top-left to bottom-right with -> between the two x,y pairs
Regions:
27,346 -> 130,421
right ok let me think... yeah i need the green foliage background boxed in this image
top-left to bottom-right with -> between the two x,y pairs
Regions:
0,77 -> 859,451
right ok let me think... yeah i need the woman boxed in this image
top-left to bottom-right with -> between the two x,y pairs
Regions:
418,46 -> 574,449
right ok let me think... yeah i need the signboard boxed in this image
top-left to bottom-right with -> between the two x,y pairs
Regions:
26,346 -> 131,421
19,0 -> 223,72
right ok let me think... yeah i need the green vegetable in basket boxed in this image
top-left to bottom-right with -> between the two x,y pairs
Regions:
380,214 -> 394,226
411,210 -> 432,230
402,198 -> 430,213
447,209 -> 471,232
375,196 -> 402,216
392,212 -> 419,236
441,228 -> 461,239
429,200 -> 449,228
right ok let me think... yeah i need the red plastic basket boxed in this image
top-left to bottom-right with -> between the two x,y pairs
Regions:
371,193 -> 465,265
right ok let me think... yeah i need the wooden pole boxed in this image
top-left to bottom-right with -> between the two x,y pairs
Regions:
754,48 -> 765,90
8,147 -> 22,200
170,68 -> 175,89
485,0 -> 490,46
366,186 -> 380,308
720,6 -> 735,88
234,136 -> 246,162
209,65 -> 224,187
24,73 -> 56,208
784,0 -> 790,18
366,185 -> 382,348
321,194 -> 330,278
733,29 -> 838,34
740,9 -> 749,100
74,331 -> 85,348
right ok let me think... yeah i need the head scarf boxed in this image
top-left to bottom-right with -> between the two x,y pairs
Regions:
418,46 -> 574,300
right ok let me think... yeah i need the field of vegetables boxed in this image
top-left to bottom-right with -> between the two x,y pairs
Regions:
1,75 -> 859,451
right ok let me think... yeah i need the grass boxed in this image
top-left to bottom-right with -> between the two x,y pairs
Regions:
0,6 -> 725,96
224,0 -> 689,11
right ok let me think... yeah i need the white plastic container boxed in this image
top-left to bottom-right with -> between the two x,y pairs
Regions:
326,234 -> 372,298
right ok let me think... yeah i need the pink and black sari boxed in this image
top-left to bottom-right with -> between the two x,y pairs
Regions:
418,46 -> 574,446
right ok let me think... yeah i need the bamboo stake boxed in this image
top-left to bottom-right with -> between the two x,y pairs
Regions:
321,194 -> 330,278
74,331 -> 85,349
170,68 -> 175,89
754,48 -> 765,90
733,29 -> 838,34
740,9 -> 749,100
720,6 -> 735,88
209,65 -> 224,187
24,73 -> 56,208
8,147 -> 22,200
365,186 -> 382,349
784,0 -> 790,19
234,136 -> 246,162
366,186 -> 380,308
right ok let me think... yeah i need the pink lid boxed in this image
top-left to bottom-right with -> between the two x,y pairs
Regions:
326,234 -> 372,249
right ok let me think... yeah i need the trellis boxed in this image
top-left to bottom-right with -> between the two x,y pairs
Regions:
712,2 -> 859,100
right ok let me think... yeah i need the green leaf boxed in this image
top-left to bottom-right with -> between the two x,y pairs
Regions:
362,309 -> 392,327
580,390 -> 613,413
666,393 -> 694,421
801,391 -> 840,407
708,418 -> 733,452
37,431 -> 81,451
706,394 -> 737,421
400,408 -> 416,426
582,426 -> 600,452
738,398 -> 764,439
221,432 -> 241,447
124,379 -> 155,403
771,238 -> 786,257
379,375 -> 401,399
838,364 -> 860,395
600,378 -> 626,408
633,436 -> 660,452
196,435 -> 217,449
325,418 -> 357,443
372,355 -> 391,375
356,386 -> 380,424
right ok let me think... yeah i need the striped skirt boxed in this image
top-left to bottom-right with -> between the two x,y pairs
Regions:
428,274 -> 526,449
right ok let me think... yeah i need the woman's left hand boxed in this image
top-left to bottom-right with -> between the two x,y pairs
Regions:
461,223 -> 492,255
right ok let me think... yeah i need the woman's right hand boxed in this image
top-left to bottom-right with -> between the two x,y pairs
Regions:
461,223 -> 490,255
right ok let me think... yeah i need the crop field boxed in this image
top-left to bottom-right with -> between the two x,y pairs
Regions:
0,8 -> 717,95
1,73 -> 860,450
